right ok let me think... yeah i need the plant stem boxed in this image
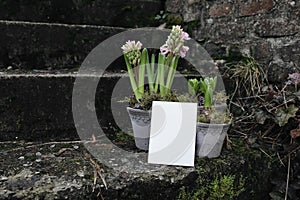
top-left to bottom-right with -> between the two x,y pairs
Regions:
284,154 -> 290,200
124,55 -> 141,101
165,56 -> 179,95
147,53 -> 155,93
139,48 -> 148,97
157,53 -> 166,95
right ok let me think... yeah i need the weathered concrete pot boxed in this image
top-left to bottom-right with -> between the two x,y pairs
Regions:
196,122 -> 230,158
127,107 -> 151,151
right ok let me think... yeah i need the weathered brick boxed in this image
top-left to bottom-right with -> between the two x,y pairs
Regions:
267,58 -> 295,83
251,40 -> 273,62
209,3 -> 233,17
278,40 -> 300,66
212,23 -> 247,42
204,41 -> 227,59
239,0 -> 274,17
255,20 -> 298,37
182,2 -> 204,22
166,0 -> 183,13
290,1 -> 300,23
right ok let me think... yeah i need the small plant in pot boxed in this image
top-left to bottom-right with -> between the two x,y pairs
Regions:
188,77 -> 232,158
122,25 -> 190,150
188,77 -> 228,110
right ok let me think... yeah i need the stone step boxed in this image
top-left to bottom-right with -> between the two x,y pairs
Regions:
0,71 -> 119,141
0,139 -> 279,199
0,0 -> 163,27
0,20 -> 126,70
0,20 -> 199,72
0,71 -> 200,141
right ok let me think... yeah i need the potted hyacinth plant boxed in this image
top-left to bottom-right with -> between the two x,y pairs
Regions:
188,76 -> 231,158
122,25 -> 190,150
188,77 -> 227,109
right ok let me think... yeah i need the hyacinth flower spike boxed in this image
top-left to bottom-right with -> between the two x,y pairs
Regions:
159,25 -> 190,96
121,40 -> 144,101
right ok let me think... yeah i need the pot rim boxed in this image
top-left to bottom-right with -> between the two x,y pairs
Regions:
197,121 -> 231,128
126,106 -> 152,113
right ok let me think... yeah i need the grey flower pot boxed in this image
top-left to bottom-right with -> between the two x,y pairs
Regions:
127,107 -> 151,151
196,122 -> 230,158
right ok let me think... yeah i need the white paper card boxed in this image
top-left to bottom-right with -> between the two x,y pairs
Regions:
148,101 -> 197,166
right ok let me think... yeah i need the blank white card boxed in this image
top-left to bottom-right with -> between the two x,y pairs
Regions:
148,101 -> 197,166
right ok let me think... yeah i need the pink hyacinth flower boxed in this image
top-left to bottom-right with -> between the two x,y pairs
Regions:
179,46 -> 189,58
121,40 -> 142,54
160,44 -> 169,55
182,32 -> 191,40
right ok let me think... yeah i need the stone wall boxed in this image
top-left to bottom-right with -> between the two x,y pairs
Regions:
166,0 -> 300,83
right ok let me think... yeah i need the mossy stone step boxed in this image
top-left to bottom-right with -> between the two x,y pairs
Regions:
0,71 -> 200,141
0,71 -> 119,141
0,0 -> 163,27
0,20 -> 125,70
0,139 -> 280,199
0,20 -> 198,72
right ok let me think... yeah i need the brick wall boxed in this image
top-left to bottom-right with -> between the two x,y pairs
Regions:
166,0 -> 300,83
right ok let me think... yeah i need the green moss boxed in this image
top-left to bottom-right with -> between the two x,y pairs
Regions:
128,91 -> 182,110
166,15 -> 183,25
154,11 -> 183,26
197,108 -> 232,124
153,12 -> 203,38
176,138 -> 280,200
177,174 -> 245,200
209,175 -> 245,199
113,130 -> 134,142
